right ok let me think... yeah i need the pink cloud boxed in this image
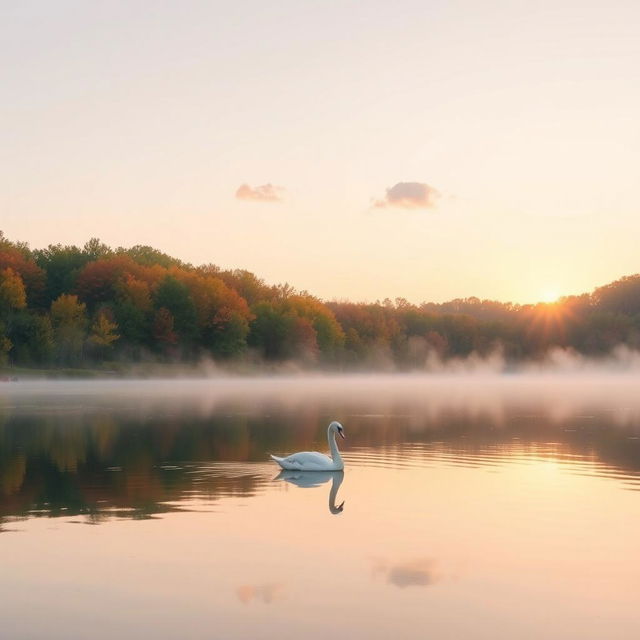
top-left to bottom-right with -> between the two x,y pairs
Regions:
235,183 -> 284,203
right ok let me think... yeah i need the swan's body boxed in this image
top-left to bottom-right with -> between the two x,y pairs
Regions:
270,421 -> 345,471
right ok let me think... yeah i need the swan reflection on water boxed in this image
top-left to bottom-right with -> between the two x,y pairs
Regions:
275,470 -> 345,514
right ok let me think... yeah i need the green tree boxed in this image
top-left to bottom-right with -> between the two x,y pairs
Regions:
248,301 -> 319,362
248,302 -> 292,360
153,307 -> 177,356
83,238 -> 113,262
33,244 -> 88,306
119,245 -> 184,268
0,326 -> 11,365
6,312 -> 54,365
154,276 -> 198,348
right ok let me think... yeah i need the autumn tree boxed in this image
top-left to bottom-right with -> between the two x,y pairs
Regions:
0,248 -> 45,307
0,268 -> 27,313
75,256 -> 137,309
88,311 -> 120,358
171,269 -> 252,357
50,294 -> 88,365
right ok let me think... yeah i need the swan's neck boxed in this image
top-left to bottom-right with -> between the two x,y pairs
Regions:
328,427 -> 344,470
329,472 -> 344,514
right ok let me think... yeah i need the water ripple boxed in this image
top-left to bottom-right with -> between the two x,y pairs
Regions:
343,443 -> 640,488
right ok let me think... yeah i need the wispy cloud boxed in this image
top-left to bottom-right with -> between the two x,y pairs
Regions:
373,181 -> 440,209
235,183 -> 284,203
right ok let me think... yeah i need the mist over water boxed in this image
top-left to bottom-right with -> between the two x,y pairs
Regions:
4,366 -> 640,424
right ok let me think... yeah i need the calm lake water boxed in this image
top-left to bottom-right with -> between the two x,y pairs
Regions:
1,375 -> 640,639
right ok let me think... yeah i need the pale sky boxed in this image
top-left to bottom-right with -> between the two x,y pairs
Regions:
2,0 -> 639,304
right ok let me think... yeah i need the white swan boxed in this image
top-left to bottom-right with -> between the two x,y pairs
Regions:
270,421 -> 345,471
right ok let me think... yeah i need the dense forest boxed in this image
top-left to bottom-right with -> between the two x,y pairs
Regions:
1,230 -> 639,371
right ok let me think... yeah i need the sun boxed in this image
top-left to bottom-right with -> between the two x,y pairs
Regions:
540,289 -> 560,303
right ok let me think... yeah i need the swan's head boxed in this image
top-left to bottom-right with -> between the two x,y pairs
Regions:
330,421 -> 345,439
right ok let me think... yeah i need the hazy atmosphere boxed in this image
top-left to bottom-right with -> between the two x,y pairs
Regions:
3,1 -> 640,303
2,3 -> 640,639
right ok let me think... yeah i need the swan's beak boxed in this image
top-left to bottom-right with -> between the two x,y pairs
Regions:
339,431 -> 345,439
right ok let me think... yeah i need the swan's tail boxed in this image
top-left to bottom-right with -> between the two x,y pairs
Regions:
269,454 -> 285,468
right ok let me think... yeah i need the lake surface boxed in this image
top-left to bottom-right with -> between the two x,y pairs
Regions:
1,375 -> 640,639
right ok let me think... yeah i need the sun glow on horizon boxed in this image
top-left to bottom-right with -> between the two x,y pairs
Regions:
540,290 -> 560,304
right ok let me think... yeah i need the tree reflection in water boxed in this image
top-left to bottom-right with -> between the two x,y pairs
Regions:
2,379 -> 640,526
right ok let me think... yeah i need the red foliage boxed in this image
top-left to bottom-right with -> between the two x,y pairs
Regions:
75,256 -> 167,306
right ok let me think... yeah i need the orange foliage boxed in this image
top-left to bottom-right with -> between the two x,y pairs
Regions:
169,267 -> 252,329
116,275 -> 152,312
0,267 -> 27,310
0,250 -> 45,304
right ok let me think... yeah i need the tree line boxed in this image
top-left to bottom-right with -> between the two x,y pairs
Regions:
1,230 -> 640,370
